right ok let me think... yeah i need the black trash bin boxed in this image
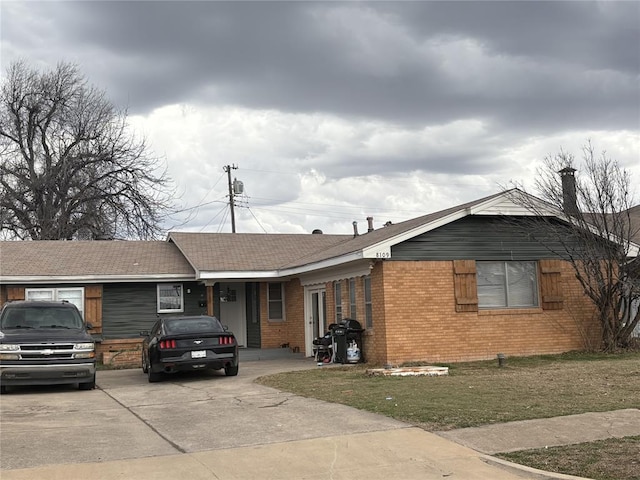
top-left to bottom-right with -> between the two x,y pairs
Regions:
331,324 -> 348,363
332,319 -> 364,364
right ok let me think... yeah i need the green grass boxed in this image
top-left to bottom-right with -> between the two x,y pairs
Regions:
257,351 -> 640,430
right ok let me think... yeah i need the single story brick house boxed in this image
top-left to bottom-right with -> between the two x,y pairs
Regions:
1,189 -> 638,366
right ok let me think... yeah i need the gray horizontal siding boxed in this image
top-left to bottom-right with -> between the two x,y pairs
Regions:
102,282 -> 207,339
391,216 -> 568,261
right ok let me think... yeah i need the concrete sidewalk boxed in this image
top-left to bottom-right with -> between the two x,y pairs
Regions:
1,427 -> 558,480
439,408 -> 640,455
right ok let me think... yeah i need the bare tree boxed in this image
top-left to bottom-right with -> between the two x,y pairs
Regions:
0,61 -> 173,240
510,142 -> 640,350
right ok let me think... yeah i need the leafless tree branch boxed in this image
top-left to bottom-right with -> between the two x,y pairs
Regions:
0,61 -> 174,240
507,143 -> 640,350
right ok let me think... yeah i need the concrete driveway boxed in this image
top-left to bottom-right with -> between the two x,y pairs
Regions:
0,358 -> 547,479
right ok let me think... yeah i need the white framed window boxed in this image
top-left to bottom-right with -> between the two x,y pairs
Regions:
364,276 -> 373,328
157,283 -> 184,313
349,278 -> 357,319
477,261 -> 539,308
335,282 -> 343,322
25,287 -> 85,317
267,283 -> 284,321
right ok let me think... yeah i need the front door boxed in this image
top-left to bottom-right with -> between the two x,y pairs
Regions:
219,282 -> 246,347
305,286 -> 326,356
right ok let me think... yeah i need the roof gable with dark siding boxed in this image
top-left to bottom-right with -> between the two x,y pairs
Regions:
391,216 -> 575,261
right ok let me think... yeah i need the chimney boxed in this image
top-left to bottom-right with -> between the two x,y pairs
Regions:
366,216 -> 374,233
559,167 -> 578,215
352,221 -> 359,237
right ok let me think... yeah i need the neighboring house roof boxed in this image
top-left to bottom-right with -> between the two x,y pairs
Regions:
627,205 -> 640,244
0,241 -> 194,283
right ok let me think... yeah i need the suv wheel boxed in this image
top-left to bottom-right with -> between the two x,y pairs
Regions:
224,364 -> 239,376
79,374 -> 96,390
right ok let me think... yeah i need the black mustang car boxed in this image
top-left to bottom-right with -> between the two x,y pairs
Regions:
140,315 -> 238,382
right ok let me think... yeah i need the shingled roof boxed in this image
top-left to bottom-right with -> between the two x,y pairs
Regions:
166,232 -> 349,272
0,241 -> 194,282
0,190 -> 535,282
167,191 -> 510,275
5,190 -> 634,284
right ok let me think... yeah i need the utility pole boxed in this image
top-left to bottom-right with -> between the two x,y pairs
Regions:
223,164 -> 238,233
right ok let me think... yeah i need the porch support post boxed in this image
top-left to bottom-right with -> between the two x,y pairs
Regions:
206,284 -> 215,317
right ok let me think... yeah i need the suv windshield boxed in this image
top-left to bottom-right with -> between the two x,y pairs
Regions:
1,306 -> 84,330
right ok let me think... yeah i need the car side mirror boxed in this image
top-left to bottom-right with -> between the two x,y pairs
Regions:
85,322 -> 94,330
139,330 -> 149,337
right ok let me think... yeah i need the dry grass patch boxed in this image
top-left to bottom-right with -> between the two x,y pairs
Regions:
498,436 -> 640,480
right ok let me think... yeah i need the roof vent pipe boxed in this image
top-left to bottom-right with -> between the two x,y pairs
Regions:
352,221 -> 359,237
559,167 -> 578,216
366,216 -> 374,232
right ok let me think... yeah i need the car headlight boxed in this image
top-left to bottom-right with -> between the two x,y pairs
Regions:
0,344 -> 19,351
74,343 -> 95,351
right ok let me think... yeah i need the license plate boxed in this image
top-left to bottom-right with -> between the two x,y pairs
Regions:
191,350 -> 206,359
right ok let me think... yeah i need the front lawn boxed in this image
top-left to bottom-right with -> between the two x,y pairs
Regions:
257,351 -> 640,430
257,352 -> 640,480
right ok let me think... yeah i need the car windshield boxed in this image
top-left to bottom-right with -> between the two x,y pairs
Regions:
0,306 -> 84,330
164,317 -> 224,335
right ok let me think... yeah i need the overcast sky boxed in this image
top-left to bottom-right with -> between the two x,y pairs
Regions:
2,1 -> 639,235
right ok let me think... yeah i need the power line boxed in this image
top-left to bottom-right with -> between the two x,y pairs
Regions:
242,204 -> 406,223
216,208 -> 231,233
246,207 -> 269,233
172,197 -> 228,215
246,196 -> 398,214
198,203 -> 229,232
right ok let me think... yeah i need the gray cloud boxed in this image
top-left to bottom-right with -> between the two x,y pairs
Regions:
4,1 -> 637,132
1,1 -> 638,234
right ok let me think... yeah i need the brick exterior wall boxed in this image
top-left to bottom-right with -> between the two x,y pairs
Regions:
365,260 -> 600,365
97,338 -> 143,368
325,281 -> 337,325
258,280 -> 305,352
285,279 -> 305,353
2,257 -> 603,368
365,262 -> 387,364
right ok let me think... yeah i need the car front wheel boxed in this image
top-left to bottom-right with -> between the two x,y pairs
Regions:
141,351 -> 148,373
